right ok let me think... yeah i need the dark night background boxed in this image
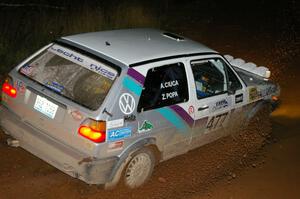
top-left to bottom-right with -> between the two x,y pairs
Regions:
0,0 -> 299,75
0,0 -> 300,198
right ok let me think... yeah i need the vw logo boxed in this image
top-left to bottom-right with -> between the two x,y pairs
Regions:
119,93 -> 135,115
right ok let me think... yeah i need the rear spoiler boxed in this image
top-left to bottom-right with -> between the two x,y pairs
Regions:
224,55 -> 271,80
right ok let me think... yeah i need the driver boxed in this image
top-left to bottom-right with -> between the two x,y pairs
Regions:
195,74 -> 211,98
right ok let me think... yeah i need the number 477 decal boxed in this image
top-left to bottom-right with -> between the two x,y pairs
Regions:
206,112 -> 228,130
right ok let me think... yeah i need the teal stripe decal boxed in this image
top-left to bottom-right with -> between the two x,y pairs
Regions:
123,76 -> 142,96
157,107 -> 187,131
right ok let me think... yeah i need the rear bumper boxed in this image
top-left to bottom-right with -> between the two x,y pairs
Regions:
0,105 -> 118,184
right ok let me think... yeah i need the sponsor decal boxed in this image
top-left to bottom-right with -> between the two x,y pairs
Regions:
107,118 -> 124,129
138,120 -> 154,133
45,81 -> 64,93
212,99 -> 229,112
124,114 -> 136,121
16,80 -> 26,94
89,63 -> 116,80
119,93 -> 135,115
188,105 -> 194,115
107,127 -> 132,142
70,110 -> 83,121
108,140 -> 124,152
249,87 -> 261,101
20,65 -> 34,76
49,45 -> 117,80
235,94 -> 243,104
49,46 -> 83,62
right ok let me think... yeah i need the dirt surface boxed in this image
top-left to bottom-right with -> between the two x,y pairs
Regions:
195,117 -> 300,199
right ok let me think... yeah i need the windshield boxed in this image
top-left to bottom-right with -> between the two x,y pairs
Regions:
19,44 -> 118,110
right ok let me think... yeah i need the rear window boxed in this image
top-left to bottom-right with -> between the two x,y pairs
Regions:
19,44 -> 118,110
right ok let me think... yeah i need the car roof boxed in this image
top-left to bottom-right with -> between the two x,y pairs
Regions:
61,28 -> 217,66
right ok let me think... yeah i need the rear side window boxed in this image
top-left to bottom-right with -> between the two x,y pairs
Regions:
19,44 -> 118,110
138,62 -> 188,112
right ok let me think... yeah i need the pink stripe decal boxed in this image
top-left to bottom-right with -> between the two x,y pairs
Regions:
127,68 -> 145,85
170,105 -> 194,126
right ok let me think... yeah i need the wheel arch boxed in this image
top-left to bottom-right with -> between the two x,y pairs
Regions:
245,100 -> 271,124
107,137 -> 161,182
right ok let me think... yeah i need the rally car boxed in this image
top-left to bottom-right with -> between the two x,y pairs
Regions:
0,28 -> 279,188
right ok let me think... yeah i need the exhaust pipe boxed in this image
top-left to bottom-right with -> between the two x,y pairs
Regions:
7,138 -> 20,147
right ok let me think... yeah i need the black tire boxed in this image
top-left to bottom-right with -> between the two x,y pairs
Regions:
104,147 -> 156,190
122,147 -> 155,188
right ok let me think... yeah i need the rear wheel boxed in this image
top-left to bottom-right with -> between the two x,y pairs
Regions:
104,147 -> 155,189
123,148 -> 155,188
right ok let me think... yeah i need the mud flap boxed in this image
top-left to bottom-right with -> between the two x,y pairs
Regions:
79,156 -> 118,184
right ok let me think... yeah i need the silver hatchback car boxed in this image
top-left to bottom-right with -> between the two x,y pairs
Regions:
0,29 -> 279,188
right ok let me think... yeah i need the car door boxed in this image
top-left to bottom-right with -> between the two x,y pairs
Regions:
187,56 -> 235,150
135,59 -> 194,159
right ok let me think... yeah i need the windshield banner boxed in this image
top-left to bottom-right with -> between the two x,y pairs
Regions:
49,44 -> 117,80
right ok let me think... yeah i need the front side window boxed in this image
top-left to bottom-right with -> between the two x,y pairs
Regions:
191,58 -> 227,99
226,65 -> 243,91
19,44 -> 118,110
138,62 -> 188,112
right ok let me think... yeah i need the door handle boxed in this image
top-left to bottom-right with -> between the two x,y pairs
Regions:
198,105 -> 209,111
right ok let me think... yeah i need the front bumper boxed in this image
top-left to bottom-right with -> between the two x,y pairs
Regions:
271,98 -> 281,112
0,105 -> 118,184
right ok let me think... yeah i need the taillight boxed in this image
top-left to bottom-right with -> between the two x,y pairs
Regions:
2,78 -> 17,98
78,119 -> 106,143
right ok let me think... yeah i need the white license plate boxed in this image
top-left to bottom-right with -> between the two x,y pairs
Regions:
34,95 -> 58,119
